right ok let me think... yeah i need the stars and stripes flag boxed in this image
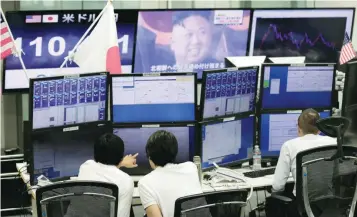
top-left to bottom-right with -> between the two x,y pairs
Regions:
0,11 -> 14,60
339,32 -> 357,65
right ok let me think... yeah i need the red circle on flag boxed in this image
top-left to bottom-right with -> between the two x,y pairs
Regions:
48,17 -> 53,20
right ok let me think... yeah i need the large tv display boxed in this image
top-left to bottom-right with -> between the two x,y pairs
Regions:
133,10 -> 251,79
3,10 -> 138,92
249,9 -> 355,63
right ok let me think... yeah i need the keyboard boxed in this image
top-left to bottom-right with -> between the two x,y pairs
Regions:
243,168 -> 275,178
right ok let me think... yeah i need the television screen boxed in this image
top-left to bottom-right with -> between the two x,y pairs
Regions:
133,10 -> 251,79
249,9 -> 355,62
31,73 -> 108,130
111,73 -> 196,124
3,10 -> 137,91
261,64 -> 335,110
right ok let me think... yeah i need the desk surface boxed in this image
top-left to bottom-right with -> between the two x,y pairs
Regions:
16,162 -> 293,199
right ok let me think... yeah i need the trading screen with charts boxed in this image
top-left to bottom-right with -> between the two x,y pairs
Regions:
202,67 -> 257,119
113,125 -> 195,174
112,75 -> 196,123
201,116 -> 254,169
32,74 -> 107,129
260,111 -> 330,157
261,65 -> 334,110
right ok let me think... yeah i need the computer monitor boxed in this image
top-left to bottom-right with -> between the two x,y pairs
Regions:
111,73 -> 196,124
3,10 -> 137,93
30,72 -> 108,130
259,110 -> 331,157
249,8 -> 355,63
29,122 -> 112,185
200,67 -> 258,120
201,115 -> 255,169
133,9 -> 252,79
260,64 -> 335,111
113,124 -> 196,175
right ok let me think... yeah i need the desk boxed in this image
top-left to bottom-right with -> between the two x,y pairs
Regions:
17,162 -> 294,214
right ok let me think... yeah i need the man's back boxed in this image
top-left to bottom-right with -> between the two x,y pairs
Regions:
138,162 -> 202,217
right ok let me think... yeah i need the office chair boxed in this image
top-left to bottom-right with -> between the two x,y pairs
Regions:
267,117 -> 357,217
173,189 -> 248,217
35,181 -> 118,217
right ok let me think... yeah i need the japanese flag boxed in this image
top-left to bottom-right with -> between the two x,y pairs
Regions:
73,3 -> 122,74
43,15 -> 58,23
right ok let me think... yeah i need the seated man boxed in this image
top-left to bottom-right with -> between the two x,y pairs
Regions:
77,133 -> 138,217
266,109 -> 336,217
138,130 -> 202,217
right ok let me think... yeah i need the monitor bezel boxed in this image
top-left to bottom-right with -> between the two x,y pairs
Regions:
1,9 -> 139,94
256,109 -> 332,159
28,121 -> 112,185
248,7 -> 356,57
132,9 -> 254,80
259,63 -> 337,113
199,114 -> 256,171
110,72 -> 198,125
200,66 -> 259,122
341,60 -> 357,116
112,122 -> 198,176
29,71 -> 110,132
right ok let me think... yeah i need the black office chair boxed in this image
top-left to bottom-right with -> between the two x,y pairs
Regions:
267,117 -> 357,217
173,189 -> 248,217
36,181 -> 118,217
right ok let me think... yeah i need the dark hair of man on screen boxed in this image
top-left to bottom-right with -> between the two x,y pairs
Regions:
172,11 -> 211,26
146,130 -> 178,167
298,108 -> 321,135
94,133 -> 125,166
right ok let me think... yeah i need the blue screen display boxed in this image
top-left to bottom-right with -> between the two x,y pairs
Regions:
112,75 -> 196,123
133,10 -> 251,79
261,65 -> 334,109
4,11 -> 136,90
260,111 -> 330,157
203,67 -> 257,119
32,74 -> 107,129
113,126 -> 195,169
201,116 -> 254,169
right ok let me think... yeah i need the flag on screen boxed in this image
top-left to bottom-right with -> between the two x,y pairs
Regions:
339,33 -> 357,65
0,12 -> 14,60
26,15 -> 41,23
73,3 -> 122,74
43,14 -> 58,23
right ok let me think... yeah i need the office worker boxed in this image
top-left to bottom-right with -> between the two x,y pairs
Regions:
272,108 -> 336,194
138,130 -> 202,217
77,133 -> 138,217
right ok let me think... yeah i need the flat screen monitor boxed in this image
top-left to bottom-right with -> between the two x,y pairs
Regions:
3,10 -> 137,92
201,115 -> 255,169
201,66 -> 258,120
30,123 -> 111,185
260,64 -> 335,111
111,73 -> 196,124
113,124 -> 196,175
30,72 -> 108,130
133,9 -> 252,79
259,110 -> 331,157
249,9 -> 355,63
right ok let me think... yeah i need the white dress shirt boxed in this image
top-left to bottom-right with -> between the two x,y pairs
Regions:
138,162 -> 202,217
272,134 -> 336,195
77,160 -> 134,217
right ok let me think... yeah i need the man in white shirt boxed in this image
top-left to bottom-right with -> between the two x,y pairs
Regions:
266,109 -> 336,217
138,130 -> 202,217
77,133 -> 138,217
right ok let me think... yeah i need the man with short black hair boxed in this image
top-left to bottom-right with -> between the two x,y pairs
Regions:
78,133 -> 138,217
138,130 -> 202,217
272,108 -> 336,193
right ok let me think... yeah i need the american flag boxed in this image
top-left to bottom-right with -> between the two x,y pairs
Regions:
0,12 -> 14,60
339,33 -> 357,65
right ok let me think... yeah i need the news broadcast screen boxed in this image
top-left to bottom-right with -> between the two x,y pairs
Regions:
3,10 -> 138,92
249,9 -> 355,63
133,10 -> 251,79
